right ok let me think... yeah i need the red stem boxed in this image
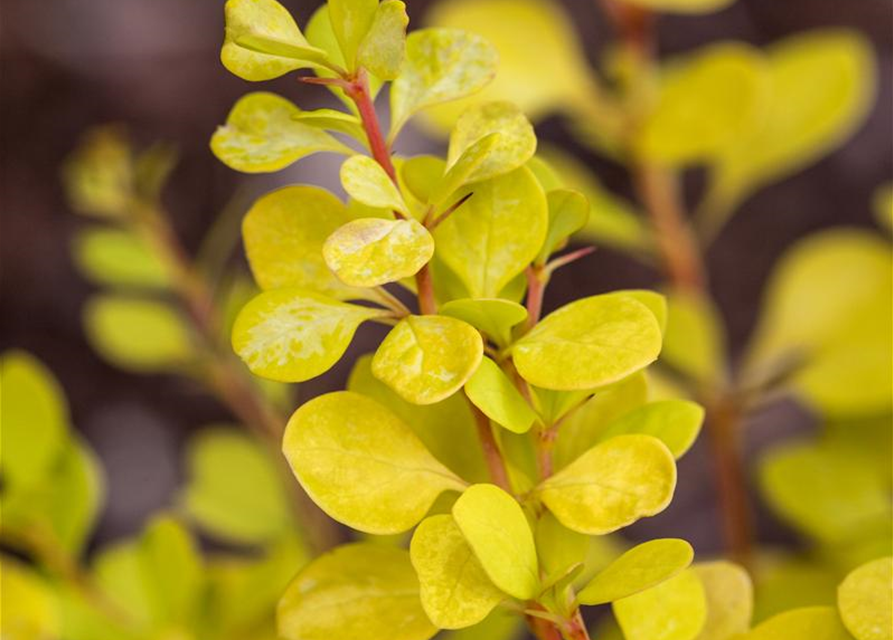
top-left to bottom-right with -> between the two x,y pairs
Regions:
467,396 -> 512,492
524,266 -> 546,331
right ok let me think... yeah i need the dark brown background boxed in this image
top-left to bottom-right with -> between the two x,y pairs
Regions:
1,0 -> 891,552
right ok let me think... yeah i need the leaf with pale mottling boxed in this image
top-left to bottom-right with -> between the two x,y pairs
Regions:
340,155 -> 409,214
837,556 -> 892,640
358,0 -> 408,80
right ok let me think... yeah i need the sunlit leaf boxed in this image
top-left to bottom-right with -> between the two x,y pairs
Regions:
596,400 -> 704,459
693,561 -> 753,640
536,435 -> 676,534
221,0 -> 329,81
410,515 -> 505,629
534,511 -> 589,579
579,539 -> 693,605
536,190 -> 590,265
617,0 -> 734,13
179,427 -> 292,545
662,289 -> 726,385
283,391 -> 466,533
72,228 -> 169,289
512,293 -> 663,390
211,92 -> 350,174
439,298 -> 527,348
389,28 -> 499,139
0,555 -> 60,639
84,295 -> 194,373
358,0 -> 408,80
231,288 -> 386,382
430,134 -> 500,206
614,569 -> 708,640
452,484 -> 539,599
292,107 -> 366,141
402,155 -> 447,204
435,167 -> 548,298
340,155 -> 409,214
465,357 -> 537,434
372,315 -> 483,405
279,543 -> 435,640
742,606 -> 851,640
837,556 -> 892,640
328,0 -> 378,70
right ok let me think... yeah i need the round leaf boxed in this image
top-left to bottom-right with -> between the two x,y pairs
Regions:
340,155 -> 409,214
0,556 -> 60,638
439,298 -> 527,348
578,538 -> 694,605
663,289 -> 726,384
372,315 -> 483,405
837,557 -> 892,640
693,561 -> 753,640
279,543 -> 435,640
536,435 -> 676,535
596,400 -> 705,459
323,217 -> 434,287
231,288 -> 385,382
72,228 -> 170,289
614,569 -> 708,640
358,0 -> 409,80
211,92 -> 349,174
743,606 -> 852,640
410,515 -> 505,629
537,189 -> 591,264
282,391 -> 466,534
512,293 -> 663,391
464,357 -> 537,434
452,484 -> 539,600
328,0 -> 378,69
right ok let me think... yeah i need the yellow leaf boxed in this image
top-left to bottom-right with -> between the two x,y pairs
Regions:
358,0 -> 408,80
743,606 -> 852,640
693,561 -> 753,640
464,357 -> 537,434
613,569 -> 708,640
837,557 -> 892,640
340,155 -> 409,214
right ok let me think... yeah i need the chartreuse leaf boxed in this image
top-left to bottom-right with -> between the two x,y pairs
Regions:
232,288 -> 386,382
0,351 -> 67,489
636,43 -> 765,165
578,539 -> 694,605
596,400 -> 705,459
372,315 -> 483,405
752,557 -> 838,624
614,569 -> 708,640
327,0 -> 378,70
422,0 -> 593,129
535,511 -> 589,579
617,289 -> 668,333
692,561 -> 753,640
702,31 -> 874,233
536,190 -> 590,265
242,185 -> 368,299
662,289 -> 726,385
283,391 -> 466,533
512,293 -> 663,391
442,610 -> 522,640
446,102 -> 537,184
292,107 -> 366,141
340,155 -> 409,214
743,606 -> 851,640
837,557 -> 892,640
84,295 -> 194,372
63,125 -> 133,218
279,543 -> 435,640
435,167 -> 548,297
140,517 -> 203,627
537,435 -> 676,534
758,442 -> 890,543
42,439 -> 104,556
72,228 -> 169,289
221,0 -> 329,81
0,555 -> 60,639
553,372 -> 648,469
465,358 -> 537,434
348,354 -> 488,483
323,218 -> 434,287
211,93 -> 350,174
439,298 -> 527,348
410,515 -> 506,629
874,183 -> 893,233
389,28 -> 499,139
452,484 -> 539,599
358,0 -> 408,80
618,0 -> 733,13
179,427 -> 292,544
430,134 -> 501,206
402,156 -> 447,203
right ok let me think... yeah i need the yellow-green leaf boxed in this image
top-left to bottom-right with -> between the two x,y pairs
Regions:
636,43 -> 765,165
231,288 -> 385,382
72,228 -> 170,289
435,167 -> 548,297
537,435 -> 676,534
614,569 -> 708,640
389,28 -> 499,139
283,391 -> 466,534
402,156 -> 447,204
410,515 -> 505,629
465,357 -> 537,434
62,125 -> 133,218
84,295 -> 194,373
179,427 -> 292,544
693,561 -> 753,640
139,517 -> 204,626
328,0 -> 378,70
617,0 -> 734,13
837,557 -> 892,640
292,107 -> 366,141
323,217 -> 434,287
446,102 -> 537,184
372,315 -> 483,405
439,298 -> 527,348
742,606 -> 852,640
430,134 -> 500,206
578,539 -> 694,605
874,183 -> 893,233
452,484 -> 539,599
597,400 -> 705,459
279,543 -> 435,640
221,0 -> 329,81
358,0 -> 408,80
340,155 -> 409,214
0,555 -> 60,639
211,92 -> 350,174
536,189 -> 590,264
512,293 -> 663,391
242,185 -> 368,299
662,289 -> 726,385
534,511 -> 589,578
